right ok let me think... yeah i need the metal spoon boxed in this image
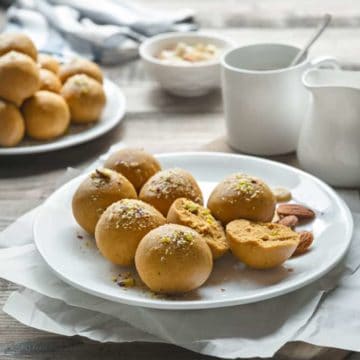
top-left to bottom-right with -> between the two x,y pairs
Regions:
290,14 -> 332,67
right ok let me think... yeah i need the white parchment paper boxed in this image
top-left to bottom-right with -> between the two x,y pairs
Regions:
1,143 -> 360,359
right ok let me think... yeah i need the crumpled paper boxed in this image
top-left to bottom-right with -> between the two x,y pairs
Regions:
0,142 -> 360,359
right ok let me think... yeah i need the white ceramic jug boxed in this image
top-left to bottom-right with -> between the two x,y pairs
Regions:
298,68 -> 360,187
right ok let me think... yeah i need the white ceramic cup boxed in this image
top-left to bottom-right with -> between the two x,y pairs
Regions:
221,43 -> 337,155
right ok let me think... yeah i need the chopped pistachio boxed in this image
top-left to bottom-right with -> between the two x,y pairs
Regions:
205,215 -> 214,224
183,233 -> 194,242
161,236 -> 171,244
184,202 -> 199,214
236,180 -> 254,193
201,208 -> 211,216
118,277 -> 135,288
270,230 -> 280,237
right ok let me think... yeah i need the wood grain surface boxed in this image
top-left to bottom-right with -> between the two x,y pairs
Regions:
0,1 -> 359,359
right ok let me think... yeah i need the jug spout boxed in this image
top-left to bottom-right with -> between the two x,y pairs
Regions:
303,68 -> 360,92
303,68 -> 360,115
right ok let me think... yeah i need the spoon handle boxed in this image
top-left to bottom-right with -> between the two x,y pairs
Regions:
290,14 -> 332,67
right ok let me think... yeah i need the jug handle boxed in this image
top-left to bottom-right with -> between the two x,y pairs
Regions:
310,56 -> 340,70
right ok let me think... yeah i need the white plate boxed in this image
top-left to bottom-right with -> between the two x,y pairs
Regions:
34,152 -> 353,310
0,79 -> 125,155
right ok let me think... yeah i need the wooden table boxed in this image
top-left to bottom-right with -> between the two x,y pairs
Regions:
0,1 -> 360,359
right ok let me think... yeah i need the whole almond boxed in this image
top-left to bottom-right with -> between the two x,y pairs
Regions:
293,231 -> 314,255
278,215 -> 298,228
277,204 -> 315,220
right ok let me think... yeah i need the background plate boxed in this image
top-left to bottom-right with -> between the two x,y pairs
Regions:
0,79 -> 125,155
34,153 -> 353,310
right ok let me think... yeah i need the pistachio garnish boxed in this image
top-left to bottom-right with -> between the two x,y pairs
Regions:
118,277 -> 136,288
183,233 -> 194,242
184,201 -> 199,214
160,236 -> 171,244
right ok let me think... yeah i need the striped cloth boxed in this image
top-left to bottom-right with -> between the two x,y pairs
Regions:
2,0 -> 197,64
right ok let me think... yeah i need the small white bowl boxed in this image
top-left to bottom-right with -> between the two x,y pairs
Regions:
139,32 -> 236,97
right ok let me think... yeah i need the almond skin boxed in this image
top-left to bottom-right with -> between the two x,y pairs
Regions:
293,231 -> 314,255
277,204 -> 315,220
278,215 -> 298,228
